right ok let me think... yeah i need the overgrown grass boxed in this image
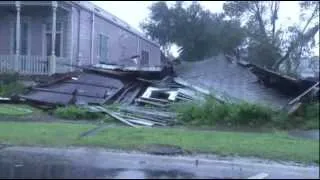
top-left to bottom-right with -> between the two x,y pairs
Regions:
172,97 -> 319,130
0,121 -> 318,164
0,122 -> 94,146
54,106 -> 104,120
0,72 -> 25,97
172,97 -> 278,127
0,104 -> 33,116
294,102 -> 319,130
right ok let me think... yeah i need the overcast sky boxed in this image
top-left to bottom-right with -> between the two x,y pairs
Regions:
91,1 -> 319,57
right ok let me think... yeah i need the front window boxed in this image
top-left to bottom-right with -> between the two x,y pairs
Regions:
99,34 -> 108,63
141,50 -> 149,66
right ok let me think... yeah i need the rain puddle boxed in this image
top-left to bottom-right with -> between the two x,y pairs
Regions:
288,130 -> 320,140
0,152 -> 205,179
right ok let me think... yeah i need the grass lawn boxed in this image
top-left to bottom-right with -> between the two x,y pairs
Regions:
0,122 -> 95,146
0,104 -> 35,116
0,122 -> 318,164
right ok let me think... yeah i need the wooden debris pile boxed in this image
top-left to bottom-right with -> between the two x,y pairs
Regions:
13,63 -> 213,127
111,81 -> 146,105
85,105 -> 178,127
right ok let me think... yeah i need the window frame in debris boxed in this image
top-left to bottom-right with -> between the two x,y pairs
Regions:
43,22 -> 64,57
141,50 -> 149,66
98,34 -> 109,63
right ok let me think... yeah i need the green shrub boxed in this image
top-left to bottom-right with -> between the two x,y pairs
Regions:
174,95 -> 320,130
0,72 -> 19,85
54,106 -> 104,120
227,102 -> 274,127
174,97 -> 279,128
0,82 -> 25,97
300,102 -> 319,129
0,73 -> 25,97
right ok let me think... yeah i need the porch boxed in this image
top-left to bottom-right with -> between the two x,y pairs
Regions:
0,1 -> 74,75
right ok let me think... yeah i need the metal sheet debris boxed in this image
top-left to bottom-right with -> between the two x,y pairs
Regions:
20,72 -> 124,106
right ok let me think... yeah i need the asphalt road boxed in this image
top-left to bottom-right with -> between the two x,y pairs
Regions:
0,146 -> 318,179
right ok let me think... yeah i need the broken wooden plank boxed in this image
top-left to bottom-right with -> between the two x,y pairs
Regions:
125,85 -> 143,105
174,77 -> 210,95
177,93 -> 194,100
119,106 -> 176,118
32,87 -> 105,99
86,105 -> 139,128
118,110 -> 174,123
106,111 -> 140,128
0,97 -> 11,102
178,88 -> 198,98
63,81 -> 118,90
114,112 -> 156,126
247,173 -> 269,179
287,102 -> 302,115
136,77 -> 161,84
176,96 -> 192,101
135,98 -> 170,107
127,119 -> 155,126
288,82 -> 319,105
117,111 -> 174,123
140,96 -> 170,104
115,112 -> 167,126
115,82 -> 136,104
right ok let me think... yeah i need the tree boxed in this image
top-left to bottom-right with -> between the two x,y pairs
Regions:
223,1 -> 283,68
223,1 -> 319,76
272,1 -> 319,71
141,1 -> 245,61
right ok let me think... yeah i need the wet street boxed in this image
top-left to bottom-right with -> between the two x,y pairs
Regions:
288,130 -> 320,140
0,146 -> 319,179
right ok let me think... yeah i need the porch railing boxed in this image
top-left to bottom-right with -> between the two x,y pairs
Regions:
0,55 -> 15,73
0,55 -> 70,75
19,55 -> 49,75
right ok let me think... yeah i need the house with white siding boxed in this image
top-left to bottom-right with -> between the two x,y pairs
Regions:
0,1 -> 161,75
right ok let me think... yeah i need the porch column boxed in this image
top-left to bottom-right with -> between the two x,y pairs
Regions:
15,1 -> 21,72
50,1 -> 57,75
